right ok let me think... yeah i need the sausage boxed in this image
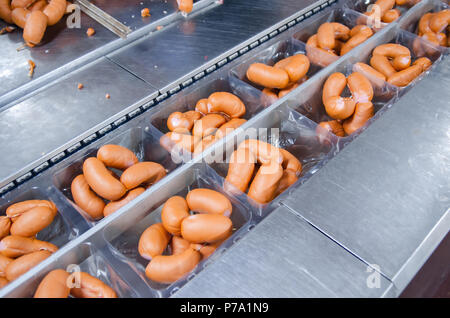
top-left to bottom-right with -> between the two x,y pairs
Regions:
373,0 -> 396,16
273,54 -> 310,83
194,98 -> 209,115
181,214 -> 233,244
392,54 -> 412,71
343,102 -> 374,135
23,10 -> 47,47
192,113 -> 226,138
247,162 -> 284,204
10,206 -> 55,237
207,92 -> 246,118
103,187 -> 145,217
120,162 -> 166,190
34,269 -> 70,298
317,120 -> 346,137
225,147 -> 256,193
278,83 -> 299,98
71,174 -> 105,220
145,247 -> 200,284
0,254 -> 12,278
171,236 -> 191,255
29,0 -> 46,11
5,250 -> 52,281
0,277 -> 7,288
97,145 -> 138,170
11,7 -> 28,28
246,63 -> 290,89
193,135 -> 216,155
161,196 -> 190,236
261,88 -> 279,104
0,0 -> 13,24
413,57 -> 432,71
280,148 -> 302,174
43,0 -> 66,26
370,54 -> 397,78
167,111 -> 202,133
83,157 -> 126,201
429,9 -> 450,33
340,28 -> 373,56
177,0 -> 193,14
306,34 -> 339,67
316,22 -> 350,50
70,272 -> 117,298
0,236 -> 58,258
160,132 -> 201,153
418,13 -> 433,35
353,62 -> 387,88
347,72 -> 374,103
322,72 -> 356,120
274,169 -> 299,197
240,139 -> 283,165
215,118 -> 247,139
382,8 -> 401,23
138,223 -> 170,260
373,43 -> 411,58
350,25 -> 371,37
186,188 -> 233,217
10,0 -> 33,8
387,64 -> 423,86
6,200 -> 56,220
0,217 -> 11,240
190,234 -> 230,259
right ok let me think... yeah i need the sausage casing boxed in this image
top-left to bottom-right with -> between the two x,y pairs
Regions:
138,223 -> 170,260
181,214 -> 233,244
34,269 -> 70,298
161,196 -> 190,236
120,162 -> 166,190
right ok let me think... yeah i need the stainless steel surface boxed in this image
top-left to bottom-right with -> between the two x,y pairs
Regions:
174,206 -> 394,298
283,54 -> 450,289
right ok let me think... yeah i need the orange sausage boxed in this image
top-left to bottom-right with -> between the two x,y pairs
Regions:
392,54 -> 412,71
83,157 -> 126,201
0,254 -> 12,277
0,0 -> 13,24
413,57 -> 432,71
103,187 -> 145,217
120,162 -> 166,190
274,169 -> 299,197
70,272 -> 117,298
190,234 -> 230,260
225,147 -> 256,193
340,28 -> 373,56
240,139 -> 283,165
280,148 -> 302,174
160,132 -> 201,153
138,223 -> 170,260
167,111 -> 202,133
278,83 -> 299,98
161,196 -> 190,236
42,0 -> 66,26
97,144 -> 139,170
11,7 -> 28,28
186,188 -> 233,217
0,277 -> 8,288
0,217 -> 11,240
353,62 -> 387,88
145,247 -> 200,284
343,102 -> 374,135
0,236 -> 58,258
429,9 -> 450,33
10,206 -> 55,237
181,214 -> 233,244
34,269 -> 70,298
10,0 -> 33,9
373,44 -> 411,58
247,162 -> 284,204
215,118 -> 247,140
316,22 -> 350,50
246,63 -> 290,89
387,64 -> 423,86
194,98 -> 209,114
322,72 -> 356,120
305,34 -> 339,67
317,120 -> 346,137
274,54 -> 310,83
418,13 -> 433,35
5,250 -> 52,281
373,0 -> 396,16
171,236 -> 191,255
23,10 -> 47,47
71,174 -> 105,220
207,92 -> 246,118
192,113 -> 226,138
382,9 -> 401,23
6,200 -> 56,220
347,72 -> 374,103
350,25 -> 372,37
370,54 -> 397,78
177,0 -> 193,14
193,135 -> 216,155
29,0 -> 46,11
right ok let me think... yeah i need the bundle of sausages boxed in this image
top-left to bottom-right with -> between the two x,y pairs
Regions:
160,92 -> 247,155
318,71 -> 375,137
416,9 -> 449,47
0,0 -> 67,47
306,23 -> 374,66
0,199 -> 59,289
246,53 -> 310,103
363,0 -> 421,24
34,269 -> 117,298
71,144 -> 166,220
368,43 -> 432,87
138,189 -> 233,284
225,139 -> 302,204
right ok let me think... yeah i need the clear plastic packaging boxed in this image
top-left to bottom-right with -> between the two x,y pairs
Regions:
344,0 -> 423,21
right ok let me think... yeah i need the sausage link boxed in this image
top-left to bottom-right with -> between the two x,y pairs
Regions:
278,83 -> 299,98
207,92 -> 246,118
374,0 -> 396,16
120,162 -> 166,190
418,12 -> 433,35
71,174 -> 105,220
343,102 -> 374,135
0,236 -> 58,258
274,54 -> 310,83
413,57 -> 432,71
247,162 -> 284,204
23,10 -> 47,46
239,139 -> 283,165
246,63 -> 290,89
167,111 -> 202,133
322,72 -> 356,120
194,98 -> 208,114
171,236 -> 191,255
382,8 -> 401,23
10,206 -> 55,237
280,148 -> 302,174
274,169 -> 299,197
5,250 -> 52,281
0,277 -> 7,288
43,0 -> 66,26
97,144 -> 138,170
352,62 -> 387,88
387,64 -> 423,87
138,223 -> 170,260
190,234 -> 230,260
160,132 -> 201,153
0,217 -> 11,240
215,118 -> 247,140
225,147 -> 256,193
0,0 -> 13,24
340,28 -> 373,56
429,9 -> 450,33
29,0 -> 46,11
161,196 -> 190,236
103,187 -> 145,217
347,72 -> 374,103
11,7 -> 28,28
317,120 -> 346,137
186,188 -> 233,217
193,135 -> 216,155
370,54 -> 397,78
192,113 -> 226,138
392,54 -> 412,71
145,247 -> 200,284
177,0 -> 193,14
181,214 -> 233,244
6,199 -> 56,220
373,43 -> 411,58
316,22 -> 350,50
0,254 -> 12,278
70,272 -> 117,298
306,34 -> 339,67
34,269 -> 70,298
